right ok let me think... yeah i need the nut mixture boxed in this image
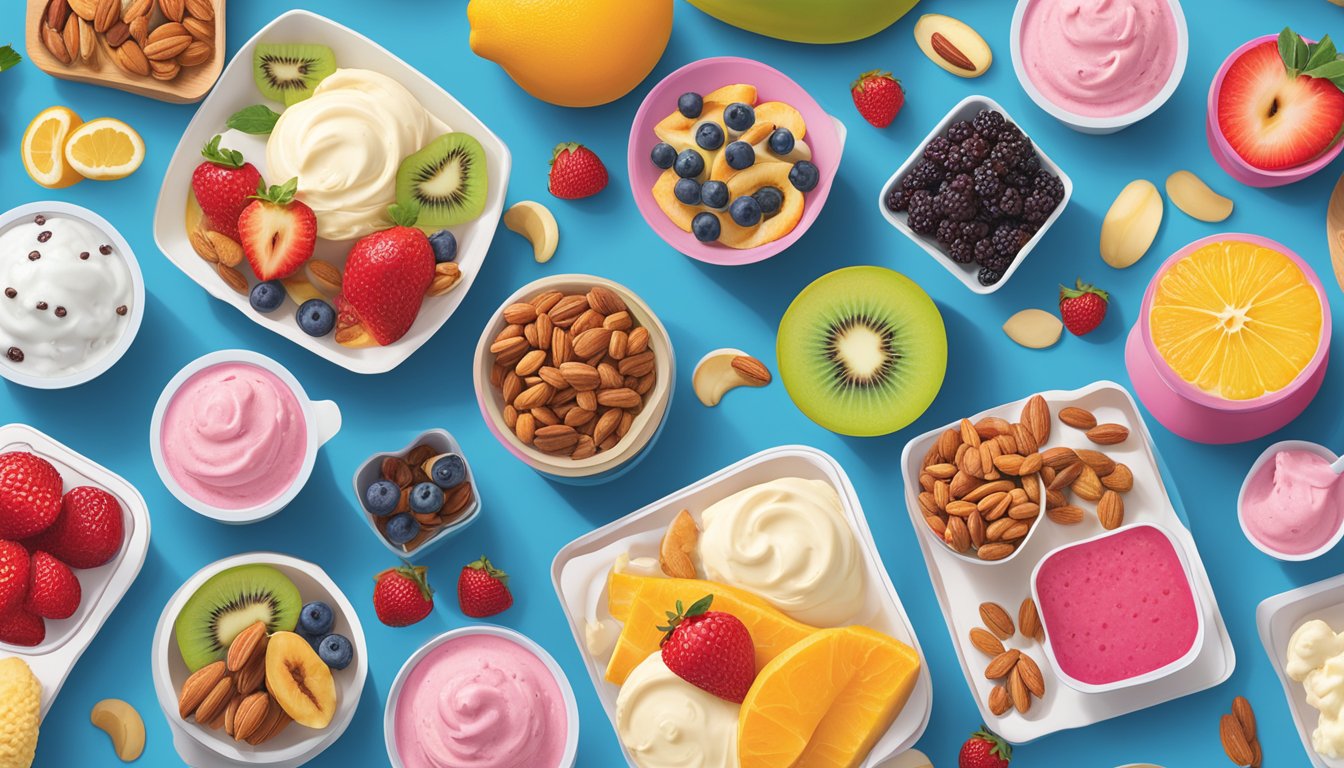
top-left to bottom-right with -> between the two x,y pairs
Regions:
373,442 -> 474,552
972,598 -> 1049,716
39,0 -> 216,82
176,621 -> 291,745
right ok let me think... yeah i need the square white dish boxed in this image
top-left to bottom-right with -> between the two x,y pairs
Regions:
876,94 -> 1072,295
899,381 -> 1234,743
152,9 -> 511,374
0,423 -> 151,717
550,444 -> 932,766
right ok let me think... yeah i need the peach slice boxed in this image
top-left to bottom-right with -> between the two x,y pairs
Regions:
755,101 -> 807,139
652,168 -> 700,232
713,162 -> 805,249
654,83 -> 758,151
264,631 -> 336,729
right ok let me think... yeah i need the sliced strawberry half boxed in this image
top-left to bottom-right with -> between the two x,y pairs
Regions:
237,177 -> 317,281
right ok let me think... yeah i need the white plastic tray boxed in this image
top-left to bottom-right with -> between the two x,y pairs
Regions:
550,445 -> 932,766
0,423 -> 151,718
899,381 -> 1234,743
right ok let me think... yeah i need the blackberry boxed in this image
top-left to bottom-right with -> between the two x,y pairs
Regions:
936,217 -> 959,246
995,187 -> 1024,218
961,134 -> 990,163
1004,170 -> 1030,189
948,238 -> 975,264
972,165 -> 1002,198
973,238 -> 997,266
884,185 -> 912,213
999,122 -> 1026,144
906,190 -> 942,235
990,137 -> 1030,169
943,144 -> 974,174
938,174 -> 977,222
947,120 -> 975,143
1022,189 -> 1059,225
1033,170 -> 1066,204
1016,153 -> 1041,176
923,136 -> 952,168
960,220 -> 989,241
977,266 -> 1004,287
901,159 -> 944,191
992,222 -> 1029,258
972,109 -> 1006,142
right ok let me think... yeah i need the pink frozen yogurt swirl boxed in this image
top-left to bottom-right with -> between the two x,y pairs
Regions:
1242,450 -> 1342,555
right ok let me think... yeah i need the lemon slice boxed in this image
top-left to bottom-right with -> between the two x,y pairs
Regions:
63,118 -> 145,181
21,106 -> 83,189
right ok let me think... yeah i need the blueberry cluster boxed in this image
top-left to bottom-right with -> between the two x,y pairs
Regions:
885,109 -> 1065,286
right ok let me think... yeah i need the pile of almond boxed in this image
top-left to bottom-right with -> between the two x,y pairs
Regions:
973,599 -> 1048,716
374,442 -> 474,552
488,286 -> 656,460
177,621 -> 290,745
40,0 -> 216,82
1052,406 -> 1134,530
1219,696 -> 1263,767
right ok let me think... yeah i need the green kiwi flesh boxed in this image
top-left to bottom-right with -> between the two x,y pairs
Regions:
253,43 -> 337,106
173,564 -> 302,672
777,266 -> 947,436
396,132 -> 489,228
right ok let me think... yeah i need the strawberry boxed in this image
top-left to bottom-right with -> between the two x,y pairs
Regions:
237,177 -> 317,281
0,452 -> 62,540
341,204 -> 435,345
959,727 -> 1012,768
26,486 -> 123,569
191,135 -> 262,241
1059,279 -> 1109,336
373,563 -> 434,627
0,608 -> 44,647
658,595 -> 755,703
851,71 -> 905,128
0,541 -> 30,616
24,551 -> 79,620
548,143 -> 608,199
457,556 -> 513,618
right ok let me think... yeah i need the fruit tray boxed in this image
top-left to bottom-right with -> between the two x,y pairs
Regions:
0,423 -> 151,718
550,445 -> 933,766
899,381 -> 1234,743
151,9 -> 511,374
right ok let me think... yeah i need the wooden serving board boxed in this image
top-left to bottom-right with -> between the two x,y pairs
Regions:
24,0 -> 226,104
1328,170 -> 1344,297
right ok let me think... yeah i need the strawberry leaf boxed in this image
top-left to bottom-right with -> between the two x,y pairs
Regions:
249,177 -> 298,205
685,594 -> 714,618
1305,35 -> 1338,72
200,135 -> 245,169
387,202 -> 421,229
226,105 -> 281,135
1307,58 -> 1344,85
1280,27 -> 1309,77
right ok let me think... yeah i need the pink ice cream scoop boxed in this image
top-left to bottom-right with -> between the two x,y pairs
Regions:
1239,442 -> 1344,559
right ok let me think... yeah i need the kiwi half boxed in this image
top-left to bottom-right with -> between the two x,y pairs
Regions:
253,43 -> 336,106
173,564 -> 302,672
777,266 -> 947,437
396,132 -> 489,228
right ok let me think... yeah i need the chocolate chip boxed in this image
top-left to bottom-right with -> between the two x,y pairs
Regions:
116,305 -> 127,316
54,307 -> 66,318
36,231 -> 51,243
27,251 -> 39,261
35,302 -> 47,311
33,215 -> 45,225
79,252 -> 89,260
99,244 -> 112,255
3,289 -> 13,299
6,347 -> 22,363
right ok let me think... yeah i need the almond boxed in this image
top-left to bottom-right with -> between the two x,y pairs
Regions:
924,515 -> 946,537
943,515 -> 970,552
1008,666 -> 1031,713
514,413 -> 536,445
992,453 -> 1024,475
224,694 -> 240,737
977,542 -> 1015,561
1019,453 -> 1043,475
1086,423 -> 1129,445
1071,465 -> 1103,501
1220,713 -> 1254,766
515,349 -> 547,377
1075,448 -> 1115,477
93,0 -> 119,32
225,620 -> 267,672
42,23 -> 72,65
47,0 -> 71,29
62,16 -> 80,68
512,382 -> 554,411
1233,696 -> 1256,742
969,627 -> 1004,657
930,31 -> 977,71
570,435 -> 596,459
121,0 -> 151,20
988,685 -> 1011,716
1045,488 -> 1068,509
975,416 -> 1012,438
1011,423 -> 1038,454
1007,502 -> 1038,520
548,294 -> 588,325
963,480 -> 1014,503
502,302 -> 537,324
306,260 -> 342,294
186,0 -> 214,19
1046,504 -> 1085,525
231,692 -> 270,743
926,463 -> 957,480
570,308 -> 605,336
618,350 -> 655,378
945,500 -> 977,518
1017,653 -> 1046,697
627,326 -> 649,355
530,290 -> 563,313
144,21 -> 191,59
968,510 -> 986,548
533,424 -> 578,453
159,0 -> 184,20
183,15 -> 214,42
215,262 -> 247,294
959,418 -> 981,448
659,509 -> 698,579
984,649 -> 1020,679
194,675 -> 234,724
104,19 -> 130,46
178,661 -> 226,719
979,602 -> 1014,639
69,0 -> 96,19
586,285 -> 626,315
596,388 -> 641,409
1041,447 -> 1079,470
1102,463 -> 1134,492
1059,406 -> 1097,430
1048,461 -> 1083,490
1098,490 -> 1124,530
1019,597 -> 1043,641
593,408 -> 622,446
234,654 -> 266,695
730,355 -> 771,385
1022,394 -> 1051,446
603,310 -> 632,331
78,16 -> 95,60
206,231 -> 242,267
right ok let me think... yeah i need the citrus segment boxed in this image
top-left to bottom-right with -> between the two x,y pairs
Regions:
63,118 -> 145,181
21,106 -> 83,189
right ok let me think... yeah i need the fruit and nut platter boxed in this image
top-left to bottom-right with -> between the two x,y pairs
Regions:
8,0 -> 1344,766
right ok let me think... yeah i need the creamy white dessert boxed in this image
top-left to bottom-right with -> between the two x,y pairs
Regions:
616,653 -> 740,768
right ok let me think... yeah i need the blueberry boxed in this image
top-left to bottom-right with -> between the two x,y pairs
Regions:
409,482 -> 444,514
429,454 -> 466,488
298,601 -> 334,637
769,128 -> 795,155
650,142 -> 676,169
674,178 -> 702,205
700,180 -> 729,210
691,212 -> 721,243
428,230 -> 458,263
789,160 -> 820,192
249,280 -> 285,314
674,149 -> 705,179
364,479 -> 400,516
724,141 -> 755,170
753,187 -> 784,216
317,634 -> 353,671
729,196 -> 762,227
695,122 -> 724,151
296,298 -> 335,337
723,102 -> 755,131
677,92 -> 703,119
385,513 -> 419,545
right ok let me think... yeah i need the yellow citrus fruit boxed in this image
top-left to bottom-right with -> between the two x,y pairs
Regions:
1149,240 -> 1323,400
467,0 -> 673,108
63,118 -> 145,181
22,106 -> 83,189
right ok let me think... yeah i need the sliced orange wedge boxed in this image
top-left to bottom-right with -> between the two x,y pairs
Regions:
63,118 -> 144,181
22,106 -> 83,189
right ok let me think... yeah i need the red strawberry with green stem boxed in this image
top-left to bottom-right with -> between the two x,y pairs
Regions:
548,143 -> 608,199
0,452 -> 63,540
340,203 -> 435,345
658,594 -> 755,703
1059,279 -> 1109,336
237,177 -> 317,281
851,71 -> 905,128
0,608 -> 44,647
373,563 -> 434,627
191,135 -> 262,240
0,541 -> 30,616
959,726 -> 1012,768
457,556 -> 512,618
26,486 -> 123,570
24,551 -> 79,621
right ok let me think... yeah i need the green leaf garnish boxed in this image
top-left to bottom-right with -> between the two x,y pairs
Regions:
249,177 -> 299,205
225,105 -> 281,135
200,135 -> 245,169
1280,27 -> 1310,76
387,201 -> 421,228
1306,35 -> 1338,72
0,45 -> 21,72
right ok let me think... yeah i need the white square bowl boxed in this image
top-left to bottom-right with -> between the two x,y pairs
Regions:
151,10 -> 511,374
876,95 -> 1072,295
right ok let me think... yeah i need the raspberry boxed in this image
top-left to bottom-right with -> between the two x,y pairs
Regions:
947,120 -> 974,143
972,109 -> 1006,142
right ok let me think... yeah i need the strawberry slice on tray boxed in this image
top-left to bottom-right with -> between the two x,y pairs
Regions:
237,178 -> 317,281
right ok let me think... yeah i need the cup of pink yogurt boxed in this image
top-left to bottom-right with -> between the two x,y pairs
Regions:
1238,440 -> 1344,560
385,625 -> 579,768
1031,523 -> 1205,694
1010,0 -> 1188,133
149,350 -> 341,523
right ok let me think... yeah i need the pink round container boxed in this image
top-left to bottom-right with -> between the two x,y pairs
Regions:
1206,34 -> 1344,188
626,56 -> 845,266
1126,233 -> 1332,444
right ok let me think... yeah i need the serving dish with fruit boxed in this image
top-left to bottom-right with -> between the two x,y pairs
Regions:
353,429 -> 479,559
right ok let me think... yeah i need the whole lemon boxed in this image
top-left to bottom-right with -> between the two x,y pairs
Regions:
467,0 -> 673,108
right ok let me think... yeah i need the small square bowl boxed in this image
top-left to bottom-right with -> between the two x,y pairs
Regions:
877,95 -> 1072,295
352,428 -> 481,560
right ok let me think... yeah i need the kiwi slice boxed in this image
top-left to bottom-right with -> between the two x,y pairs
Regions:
252,43 -> 336,106
777,266 -> 947,437
396,132 -> 489,228
173,564 -> 302,672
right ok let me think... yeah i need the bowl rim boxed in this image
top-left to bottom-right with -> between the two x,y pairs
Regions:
1236,439 -> 1344,561
0,201 -> 146,390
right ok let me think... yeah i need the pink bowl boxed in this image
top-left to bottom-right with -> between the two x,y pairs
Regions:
626,56 -> 845,266
1206,34 -> 1344,187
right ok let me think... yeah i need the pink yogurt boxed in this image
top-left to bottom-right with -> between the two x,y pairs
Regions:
1242,450 -> 1342,556
394,634 -> 568,768
1035,525 -> 1199,685
1019,0 -> 1178,118
159,362 -> 306,510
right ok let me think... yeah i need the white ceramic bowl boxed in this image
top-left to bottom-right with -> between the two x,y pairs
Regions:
149,349 -> 341,524
383,625 -> 579,768
876,95 -> 1072,295
351,428 -> 481,560
1009,0 -> 1189,134
0,201 -> 146,389
150,552 -> 368,767
1237,439 -> 1344,561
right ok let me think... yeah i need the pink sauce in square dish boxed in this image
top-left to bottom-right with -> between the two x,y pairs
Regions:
1034,525 -> 1199,686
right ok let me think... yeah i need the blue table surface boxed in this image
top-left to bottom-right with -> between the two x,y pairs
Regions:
6,0 -> 1344,765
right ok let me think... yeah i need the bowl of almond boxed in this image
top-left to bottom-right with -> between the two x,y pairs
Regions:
472,275 -> 674,483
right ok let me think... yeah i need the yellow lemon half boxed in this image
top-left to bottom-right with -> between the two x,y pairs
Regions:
63,118 -> 145,181
22,106 -> 83,189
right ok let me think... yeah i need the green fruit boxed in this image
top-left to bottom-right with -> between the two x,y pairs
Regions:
173,564 -> 302,672
777,266 -> 946,436
396,132 -> 489,228
686,0 -> 920,44
252,43 -> 336,106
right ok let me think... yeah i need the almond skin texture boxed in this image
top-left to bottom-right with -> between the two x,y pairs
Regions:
979,602 -> 1015,639
1220,713 -> 1255,766
969,627 -> 1005,657
1009,666 -> 1031,713
178,661 -> 226,719
225,621 -> 268,673
984,649 -> 1020,679
1087,423 -> 1130,445
977,542 -> 1015,561
1022,394 -> 1051,446
1233,696 -> 1256,741
1020,597 -> 1043,641
1102,463 -> 1134,492
1017,653 -> 1046,697
988,685 -> 1011,716
1098,490 -> 1125,530
1058,406 -> 1097,430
